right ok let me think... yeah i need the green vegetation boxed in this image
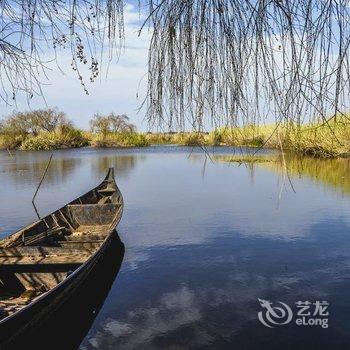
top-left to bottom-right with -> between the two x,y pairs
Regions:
89,132 -> 149,148
144,132 -> 176,145
1,109 -> 350,158
88,113 -> 148,148
144,131 -> 221,146
211,120 -> 350,158
215,155 -> 275,164
21,127 -> 88,151
142,121 -> 350,158
89,113 -> 136,135
162,119 -> 350,158
0,110 -> 147,150
171,132 -> 208,146
0,109 -> 88,151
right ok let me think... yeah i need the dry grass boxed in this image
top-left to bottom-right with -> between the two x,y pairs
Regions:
1,116 -> 350,157
216,155 -> 275,164
20,128 -> 89,150
89,132 -> 149,148
215,119 -> 350,158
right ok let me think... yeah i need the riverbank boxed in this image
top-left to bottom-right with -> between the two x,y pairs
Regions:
1,119 -> 350,158
147,120 -> 350,158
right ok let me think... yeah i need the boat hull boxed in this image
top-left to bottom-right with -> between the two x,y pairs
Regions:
0,230 -> 125,349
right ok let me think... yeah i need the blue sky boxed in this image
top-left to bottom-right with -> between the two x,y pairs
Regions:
0,5 -> 150,131
0,2 -> 346,131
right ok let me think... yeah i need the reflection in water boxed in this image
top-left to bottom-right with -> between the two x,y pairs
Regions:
0,149 -> 143,187
265,153 -> 350,196
90,155 -> 146,180
82,221 -> 350,349
2,147 -> 350,349
0,149 -> 142,237
215,152 -> 350,197
1,155 -> 83,186
4,232 -> 124,350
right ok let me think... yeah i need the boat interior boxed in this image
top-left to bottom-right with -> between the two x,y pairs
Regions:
0,169 -> 123,320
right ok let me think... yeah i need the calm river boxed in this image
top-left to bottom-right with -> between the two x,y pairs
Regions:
1,146 -> 350,349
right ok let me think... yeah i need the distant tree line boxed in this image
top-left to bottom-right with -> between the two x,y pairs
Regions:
0,109 -> 70,136
0,109 -> 137,137
0,108 -> 138,149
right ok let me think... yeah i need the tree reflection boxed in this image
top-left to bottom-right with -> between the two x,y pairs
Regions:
90,155 -> 145,180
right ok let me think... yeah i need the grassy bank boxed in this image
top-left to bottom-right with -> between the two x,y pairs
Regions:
145,119 -> 350,158
0,109 -> 151,151
0,130 -> 150,150
88,132 -> 149,147
0,128 -> 88,151
212,120 -> 350,158
162,118 -> 350,158
2,113 -> 350,157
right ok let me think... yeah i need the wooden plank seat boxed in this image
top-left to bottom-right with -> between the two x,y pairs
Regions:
0,254 -> 89,265
98,196 -> 111,204
0,246 -> 93,271
0,246 -> 97,257
97,186 -> 116,195
23,226 -> 67,246
59,241 -> 103,250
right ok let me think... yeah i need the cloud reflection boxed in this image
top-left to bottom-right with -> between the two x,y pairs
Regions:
87,286 -> 202,349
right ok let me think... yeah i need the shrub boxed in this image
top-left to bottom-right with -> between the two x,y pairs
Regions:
208,130 -> 223,146
90,113 -> 136,136
2,108 -> 70,137
145,133 -> 175,144
0,133 -> 25,149
173,132 -> 207,146
90,132 -> 149,148
20,128 -> 88,150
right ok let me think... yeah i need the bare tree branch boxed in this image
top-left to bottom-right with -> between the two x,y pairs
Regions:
2,0 -> 350,132
0,0 -> 124,103
141,0 -> 350,130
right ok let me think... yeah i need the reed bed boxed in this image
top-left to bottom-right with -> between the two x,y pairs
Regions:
88,132 -> 149,148
1,114 -> 350,157
20,129 -> 89,150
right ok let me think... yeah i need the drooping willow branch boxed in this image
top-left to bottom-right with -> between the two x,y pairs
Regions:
2,0 -> 350,132
0,0 -> 124,104
141,0 -> 350,130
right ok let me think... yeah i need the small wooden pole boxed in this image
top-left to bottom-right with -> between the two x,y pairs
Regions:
32,153 -> 53,219
6,148 -> 14,158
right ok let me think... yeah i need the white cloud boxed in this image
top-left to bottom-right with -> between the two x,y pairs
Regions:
0,4 -> 151,130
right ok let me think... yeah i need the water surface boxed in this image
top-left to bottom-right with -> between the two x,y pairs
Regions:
1,146 -> 350,349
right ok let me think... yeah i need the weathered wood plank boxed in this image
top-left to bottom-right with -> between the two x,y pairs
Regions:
0,246 -> 98,257
0,254 -> 89,265
67,204 -> 121,226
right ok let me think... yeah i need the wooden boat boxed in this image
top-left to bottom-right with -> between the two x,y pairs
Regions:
0,168 -> 124,349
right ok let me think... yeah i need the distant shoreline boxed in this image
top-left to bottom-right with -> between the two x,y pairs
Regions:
2,123 -> 350,159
